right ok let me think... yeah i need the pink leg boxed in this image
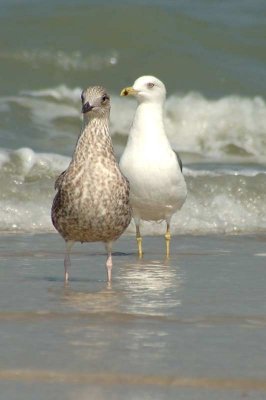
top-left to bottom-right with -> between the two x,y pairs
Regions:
64,241 -> 74,283
105,242 -> 113,282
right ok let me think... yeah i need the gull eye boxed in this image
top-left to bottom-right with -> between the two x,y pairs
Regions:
147,82 -> 154,89
101,94 -> 109,104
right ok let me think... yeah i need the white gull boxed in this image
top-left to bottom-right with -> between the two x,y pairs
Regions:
119,75 -> 187,257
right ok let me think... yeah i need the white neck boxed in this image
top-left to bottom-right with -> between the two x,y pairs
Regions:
134,102 -> 163,136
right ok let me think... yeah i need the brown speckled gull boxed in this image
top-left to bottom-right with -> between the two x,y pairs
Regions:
51,86 -> 131,283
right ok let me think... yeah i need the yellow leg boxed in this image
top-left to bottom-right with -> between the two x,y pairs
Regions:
165,223 -> 171,258
136,225 -> 143,258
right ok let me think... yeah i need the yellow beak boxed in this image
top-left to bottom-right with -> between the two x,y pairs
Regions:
120,86 -> 138,96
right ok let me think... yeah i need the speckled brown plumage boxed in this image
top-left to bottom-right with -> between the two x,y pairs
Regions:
51,86 -> 131,282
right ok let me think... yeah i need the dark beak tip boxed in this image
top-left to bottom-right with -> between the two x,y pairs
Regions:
82,102 -> 93,113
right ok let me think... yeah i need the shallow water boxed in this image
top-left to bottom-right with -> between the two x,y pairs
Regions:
0,233 -> 266,399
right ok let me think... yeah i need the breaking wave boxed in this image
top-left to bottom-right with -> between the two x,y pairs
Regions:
0,147 -> 265,234
1,86 -> 266,161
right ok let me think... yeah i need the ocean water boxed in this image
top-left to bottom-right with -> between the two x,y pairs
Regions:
1,1 -> 266,399
0,0 -> 266,235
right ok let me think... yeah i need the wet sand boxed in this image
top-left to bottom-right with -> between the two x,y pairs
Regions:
0,233 -> 266,400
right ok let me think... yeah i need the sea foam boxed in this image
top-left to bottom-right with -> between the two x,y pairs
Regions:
111,91 -> 266,161
4,85 -> 265,161
0,148 -> 69,233
0,147 -> 265,234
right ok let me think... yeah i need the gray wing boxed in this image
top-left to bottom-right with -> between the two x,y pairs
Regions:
174,151 -> 183,172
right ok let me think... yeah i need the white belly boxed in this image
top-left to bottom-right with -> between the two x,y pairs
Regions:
120,151 -> 187,221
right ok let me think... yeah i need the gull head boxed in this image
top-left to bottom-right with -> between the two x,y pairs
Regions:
120,75 -> 166,104
81,86 -> 110,119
